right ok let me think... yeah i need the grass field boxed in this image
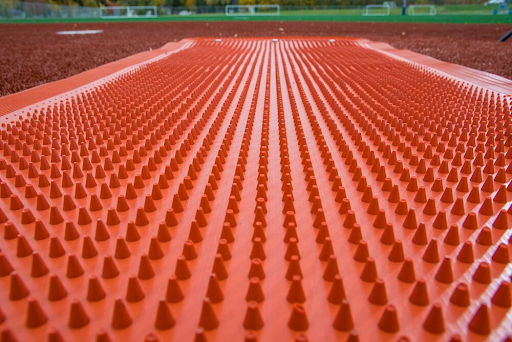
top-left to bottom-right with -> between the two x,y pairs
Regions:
1,6 -> 511,24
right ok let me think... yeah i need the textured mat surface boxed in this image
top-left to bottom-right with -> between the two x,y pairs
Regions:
0,38 -> 510,342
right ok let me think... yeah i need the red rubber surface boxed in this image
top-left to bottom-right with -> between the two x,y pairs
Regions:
0,37 -> 511,342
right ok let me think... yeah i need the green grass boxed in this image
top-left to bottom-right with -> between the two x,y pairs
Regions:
1,7 -> 511,24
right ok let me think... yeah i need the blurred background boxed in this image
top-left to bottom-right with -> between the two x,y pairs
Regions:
1,0 -> 511,19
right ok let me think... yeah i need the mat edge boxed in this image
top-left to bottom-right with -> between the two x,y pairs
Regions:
363,40 -> 512,95
0,39 -> 193,117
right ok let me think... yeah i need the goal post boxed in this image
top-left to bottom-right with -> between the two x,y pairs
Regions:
225,5 -> 280,16
100,6 -> 158,19
362,4 -> 391,16
407,4 -> 437,16
383,1 -> 397,8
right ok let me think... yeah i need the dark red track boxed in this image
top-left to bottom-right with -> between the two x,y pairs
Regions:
1,21 -> 512,97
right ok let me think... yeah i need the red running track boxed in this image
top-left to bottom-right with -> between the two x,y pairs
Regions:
0,38 -> 511,342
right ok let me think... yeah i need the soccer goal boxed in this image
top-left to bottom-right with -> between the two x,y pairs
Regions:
407,4 -> 437,16
362,4 -> 391,16
100,6 -> 158,19
383,1 -> 397,8
225,5 -> 280,16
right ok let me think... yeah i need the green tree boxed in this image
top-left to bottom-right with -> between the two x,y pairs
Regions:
206,0 -> 229,5
82,0 -> 98,6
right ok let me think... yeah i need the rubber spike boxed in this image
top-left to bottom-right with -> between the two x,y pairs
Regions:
175,255 -> 191,280
472,262 -> 491,284
435,257 -> 454,284
49,236 -> 66,258
450,283 -> 470,307
388,241 -> 404,262
126,221 -> 141,242
492,243 -> 510,264
102,255 -> 120,279
48,274 -> 67,301
457,241 -> 475,264
0,253 -> 14,276
48,329 -> 65,342
491,281 -> 511,308
87,276 -> 106,302
423,303 -> 445,334
378,224 -> 394,245
243,302 -> 264,330
34,220 -> 49,240
206,274 -> 224,303
148,236 -> 164,260
360,258 -> 378,282
288,304 -> 309,331
287,275 -> 306,303
138,254 -> 155,280
368,279 -> 388,305
199,298 -> 219,331
189,220 -> 203,243
194,328 -> 208,342
68,300 -> 90,329
398,259 -> 416,283
111,299 -> 132,330
250,237 -> 266,260
155,299 -> 175,330
166,275 -> 184,303
378,305 -> 399,333
126,276 -> 145,303
95,219 -> 110,241
409,279 -> 429,306
82,235 -> 98,259
333,299 -> 354,331
287,255 -> 303,281
492,209 -> 508,230
114,237 -> 131,259
217,239 -> 232,261
26,298 -> 47,328
468,304 -> 491,335
66,254 -> 84,278
64,221 -> 79,241
212,254 -> 228,280
30,252 -> 49,278
1,329 -> 18,342
9,272 -> 30,300
423,239 -> 440,263
444,225 -> 460,246
16,234 -> 33,257
246,277 -> 265,303
245,331 -> 258,342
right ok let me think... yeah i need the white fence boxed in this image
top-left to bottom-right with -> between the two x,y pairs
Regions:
1,0 -> 101,18
225,5 -> 280,16
408,4 -> 437,15
362,4 -> 391,16
100,6 -> 157,19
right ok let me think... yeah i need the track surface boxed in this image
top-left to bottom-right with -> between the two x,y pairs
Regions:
0,37 -> 510,342
1,21 -> 512,97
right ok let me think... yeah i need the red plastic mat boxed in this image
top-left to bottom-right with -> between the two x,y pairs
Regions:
0,38 -> 510,342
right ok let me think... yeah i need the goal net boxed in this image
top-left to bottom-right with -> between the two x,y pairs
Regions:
225,5 -> 280,16
362,4 -> 391,16
407,4 -> 437,16
100,6 -> 157,19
